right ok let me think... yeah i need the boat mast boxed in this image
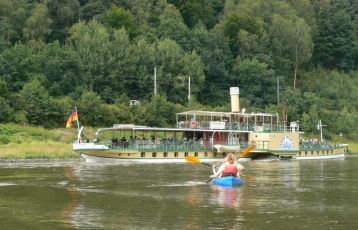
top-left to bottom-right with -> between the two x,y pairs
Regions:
317,119 -> 326,142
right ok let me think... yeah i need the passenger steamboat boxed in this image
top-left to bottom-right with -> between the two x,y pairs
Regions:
73,87 -> 347,162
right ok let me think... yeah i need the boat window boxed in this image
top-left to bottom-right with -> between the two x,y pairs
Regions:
311,151 -> 313,155
204,152 -> 208,157
164,152 -> 168,157
174,152 -> 178,157
141,152 -> 145,157
152,152 -> 157,157
194,152 -> 198,157
263,141 -> 269,149
185,152 -> 188,157
305,151 -> 307,155
317,151 -> 319,155
299,151 -> 302,156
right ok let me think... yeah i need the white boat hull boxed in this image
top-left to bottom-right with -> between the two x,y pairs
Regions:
213,144 -> 241,153
294,153 -> 345,160
80,153 -> 223,164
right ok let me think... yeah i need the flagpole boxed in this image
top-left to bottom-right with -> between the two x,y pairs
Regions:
75,106 -> 80,143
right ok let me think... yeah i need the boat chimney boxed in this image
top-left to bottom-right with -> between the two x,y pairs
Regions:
230,87 -> 240,113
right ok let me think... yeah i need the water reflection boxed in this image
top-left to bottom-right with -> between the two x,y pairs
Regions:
63,166 -> 81,229
209,185 -> 242,208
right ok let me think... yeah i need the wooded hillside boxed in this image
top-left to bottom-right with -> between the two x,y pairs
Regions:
0,0 -> 357,139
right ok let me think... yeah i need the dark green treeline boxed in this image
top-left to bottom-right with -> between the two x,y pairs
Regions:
0,0 -> 357,140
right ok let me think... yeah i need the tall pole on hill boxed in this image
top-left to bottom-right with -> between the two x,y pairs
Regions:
154,67 -> 157,95
188,76 -> 191,108
277,76 -> 280,107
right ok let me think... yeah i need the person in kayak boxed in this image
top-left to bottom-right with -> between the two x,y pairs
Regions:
210,153 -> 244,178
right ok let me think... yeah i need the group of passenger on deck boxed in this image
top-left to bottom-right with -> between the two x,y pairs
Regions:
110,135 -> 206,149
299,137 -> 331,148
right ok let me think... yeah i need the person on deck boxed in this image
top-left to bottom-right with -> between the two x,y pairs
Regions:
210,153 -> 244,179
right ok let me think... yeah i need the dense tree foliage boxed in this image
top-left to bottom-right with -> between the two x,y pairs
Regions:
0,0 -> 357,140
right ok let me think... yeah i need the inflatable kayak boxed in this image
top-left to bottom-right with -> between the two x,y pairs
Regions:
212,176 -> 243,187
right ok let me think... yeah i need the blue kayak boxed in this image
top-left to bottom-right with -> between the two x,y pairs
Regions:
212,176 -> 244,187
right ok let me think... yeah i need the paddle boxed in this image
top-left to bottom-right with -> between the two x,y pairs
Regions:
185,155 -> 256,180
185,156 -> 216,183
239,145 -> 254,158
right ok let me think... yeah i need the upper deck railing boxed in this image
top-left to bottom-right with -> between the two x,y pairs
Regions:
176,121 -> 296,133
175,110 -> 298,133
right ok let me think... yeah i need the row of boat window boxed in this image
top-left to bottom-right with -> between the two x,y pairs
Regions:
299,150 -> 334,156
139,152 -> 218,158
117,152 -> 225,158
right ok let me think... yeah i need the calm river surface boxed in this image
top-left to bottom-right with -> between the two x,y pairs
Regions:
1,157 -> 358,230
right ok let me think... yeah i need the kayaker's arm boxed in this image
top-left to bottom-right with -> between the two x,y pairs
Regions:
212,165 -> 216,174
236,163 -> 245,177
210,164 -> 225,178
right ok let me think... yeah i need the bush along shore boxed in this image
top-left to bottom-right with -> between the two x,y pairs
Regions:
0,124 -> 82,160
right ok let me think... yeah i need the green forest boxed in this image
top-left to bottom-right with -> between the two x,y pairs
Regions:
0,0 -> 357,140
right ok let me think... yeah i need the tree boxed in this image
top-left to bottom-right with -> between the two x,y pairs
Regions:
127,38 -> 156,101
292,18 -> 313,88
0,44 -> 36,92
0,97 -> 12,123
36,41 -> 82,97
289,0 -> 317,36
68,20 -> 112,95
188,24 -> 234,105
23,4 -> 52,42
76,91 -> 104,127
154,38 -> 205,104
222,13 -> 264,57
156,4 -> 190,50
138,95 -> 177,127
46,0 -> 80,42
270,14 -> 313,87
103,6 -> 137,37
313,0 -> 357,70
20,76 -> 51,126
0,0 -> 27,43
234,58 -> 276,108
168,0 -> 224,29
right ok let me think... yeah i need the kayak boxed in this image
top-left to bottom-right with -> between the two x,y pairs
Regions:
212,176 -> 244,187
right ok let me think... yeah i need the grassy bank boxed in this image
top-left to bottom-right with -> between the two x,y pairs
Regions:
0,124 -> 82,160
345,141 -> 358,154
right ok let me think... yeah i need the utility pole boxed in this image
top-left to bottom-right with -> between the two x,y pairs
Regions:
154,67 -> 157,95
277,76 -> 280,107
188,76 -> 191,107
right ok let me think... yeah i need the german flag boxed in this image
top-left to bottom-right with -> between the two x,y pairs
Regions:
66,111 -> 78,128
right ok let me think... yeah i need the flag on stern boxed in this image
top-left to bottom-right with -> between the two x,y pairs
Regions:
66,111 -> 79,128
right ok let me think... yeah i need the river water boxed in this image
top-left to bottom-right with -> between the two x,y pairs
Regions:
0,157 -> 358,229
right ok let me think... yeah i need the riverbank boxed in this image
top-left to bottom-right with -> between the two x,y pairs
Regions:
0,124 -> 82,160
345,141 -> 358,155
